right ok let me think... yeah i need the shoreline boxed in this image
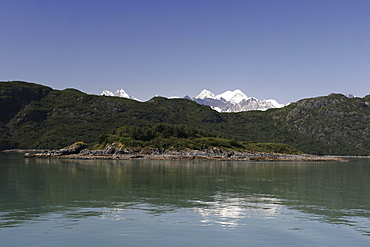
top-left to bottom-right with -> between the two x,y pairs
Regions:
2,149 -> 348,162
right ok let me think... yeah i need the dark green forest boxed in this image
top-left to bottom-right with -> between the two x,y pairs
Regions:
1,81 -> 369,155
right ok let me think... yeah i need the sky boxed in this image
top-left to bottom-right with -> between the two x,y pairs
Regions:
1,0 -> 369,103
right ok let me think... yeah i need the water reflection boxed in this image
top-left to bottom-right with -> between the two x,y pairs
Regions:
193,192 -> 282,228
1,154 -> 370,237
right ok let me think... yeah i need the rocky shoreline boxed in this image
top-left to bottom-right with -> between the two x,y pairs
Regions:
23,153 -> 347,162
3,142 -> 346,162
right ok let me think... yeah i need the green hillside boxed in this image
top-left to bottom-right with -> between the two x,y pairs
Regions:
0,81 -> 369,155
99,123 -> 301,154
218,94 -> 370,155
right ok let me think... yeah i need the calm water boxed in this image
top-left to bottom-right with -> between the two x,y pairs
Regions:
1,153 -> 370,246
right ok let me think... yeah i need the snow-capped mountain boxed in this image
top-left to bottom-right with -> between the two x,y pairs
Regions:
216,89 -> 249,104
193,89 -> 285,112
101,89 -> 140,101
195,89 -> 216,100
101,88 -> 285,112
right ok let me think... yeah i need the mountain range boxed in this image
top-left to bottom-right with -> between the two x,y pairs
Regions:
101,88 -> 285,112
1,81 -> 369,155
189,89 -> 285,112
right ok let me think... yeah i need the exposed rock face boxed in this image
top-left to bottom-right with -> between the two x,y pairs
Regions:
29,142 -> 89,156
58,142 -> 88,155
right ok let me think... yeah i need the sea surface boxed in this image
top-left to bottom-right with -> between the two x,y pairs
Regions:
0,153 -> 370,246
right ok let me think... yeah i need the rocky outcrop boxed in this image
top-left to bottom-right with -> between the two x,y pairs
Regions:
24,142 -> 87,157
58,142 -> 88,155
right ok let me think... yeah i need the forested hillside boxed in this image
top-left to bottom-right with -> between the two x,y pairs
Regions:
98,123 -> 301,154
1,81 -> 369,155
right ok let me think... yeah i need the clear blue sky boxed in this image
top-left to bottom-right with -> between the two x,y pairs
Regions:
1,0 -> 369,103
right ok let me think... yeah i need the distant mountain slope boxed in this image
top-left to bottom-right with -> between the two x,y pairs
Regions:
1,81 -> 369,155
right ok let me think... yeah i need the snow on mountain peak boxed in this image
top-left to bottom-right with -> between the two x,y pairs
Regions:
195,89 -> 216,99
101,90 -> 115,96
101,87 -> 285,112
192,89 -> 284,112
115,89 -> 130,98
215,89 -> 250,104
101,89 -> 140,101
265,99 -> 285,108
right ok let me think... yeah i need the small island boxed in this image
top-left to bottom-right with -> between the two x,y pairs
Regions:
23,124 -> 346,162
